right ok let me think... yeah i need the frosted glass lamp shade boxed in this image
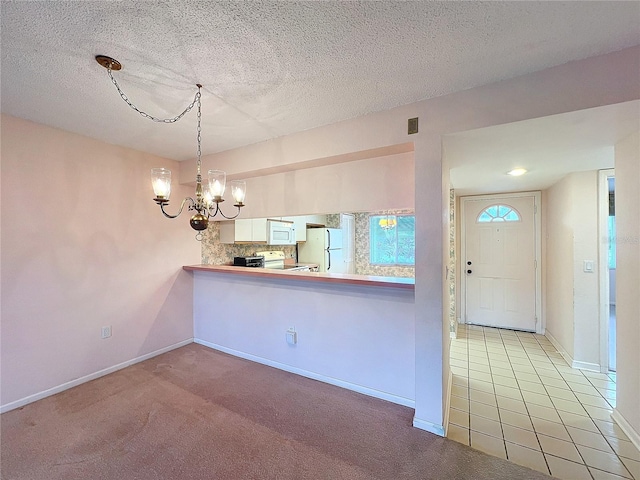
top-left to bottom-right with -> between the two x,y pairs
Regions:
230,180 -> 246,205
151,168 -> 171,200
208,170 -> 226,199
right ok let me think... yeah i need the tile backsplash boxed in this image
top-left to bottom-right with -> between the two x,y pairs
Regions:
200,221 -> 296,265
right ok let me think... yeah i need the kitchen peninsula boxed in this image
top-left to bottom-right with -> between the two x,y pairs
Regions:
183,264 -> 414,289
186,264 -> 416,407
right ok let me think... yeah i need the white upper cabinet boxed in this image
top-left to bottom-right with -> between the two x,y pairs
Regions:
281,215 -> 327,242
219,215 -> 327,244
251,218 -> 268,242
281,216 -> 308,242
219,218 -> 267,243
306,214 -> 327,226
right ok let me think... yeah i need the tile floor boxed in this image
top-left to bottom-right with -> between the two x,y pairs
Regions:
447,324 -> 639,480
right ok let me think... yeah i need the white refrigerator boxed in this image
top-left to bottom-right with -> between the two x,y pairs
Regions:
298,228 -> 347,273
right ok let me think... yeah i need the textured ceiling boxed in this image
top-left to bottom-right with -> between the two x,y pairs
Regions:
1,1 -> 640,161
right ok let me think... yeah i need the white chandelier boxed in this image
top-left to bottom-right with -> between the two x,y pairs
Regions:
96,55 -> 246,240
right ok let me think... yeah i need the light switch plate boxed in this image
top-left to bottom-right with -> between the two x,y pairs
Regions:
286,327 -> 297,345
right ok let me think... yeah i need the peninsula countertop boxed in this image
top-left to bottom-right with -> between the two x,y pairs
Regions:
183,264 -> 415,290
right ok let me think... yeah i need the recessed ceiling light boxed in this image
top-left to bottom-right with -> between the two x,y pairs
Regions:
507,168 -> 527,176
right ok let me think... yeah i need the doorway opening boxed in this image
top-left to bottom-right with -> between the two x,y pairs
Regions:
608,177 -> 616,372
598,169 -> 616,373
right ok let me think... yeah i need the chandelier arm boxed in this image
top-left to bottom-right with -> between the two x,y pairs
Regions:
215,205 -> 242,220
106,68 -> 201,124
205,202 -> 220,219
158,197 -> 194,219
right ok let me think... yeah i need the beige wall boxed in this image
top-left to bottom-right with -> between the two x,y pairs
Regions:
571,172 -> 600,367
179,46 -> 639,435
0,115 -> 201,409
230,152 -> 415,219
545,171 -> 600,369
613,131 -> 640,445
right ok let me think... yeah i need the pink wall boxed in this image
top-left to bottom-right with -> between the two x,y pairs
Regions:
179,46 -> 640,434
193,272 -> 416,406
0,115 -> 201,409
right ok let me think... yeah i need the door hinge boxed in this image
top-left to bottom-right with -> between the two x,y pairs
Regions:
534,260 -> 537,269
534,204 -> 538,214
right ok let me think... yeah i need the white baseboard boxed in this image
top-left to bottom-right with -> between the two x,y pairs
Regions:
442,368 -> 453,436
571,360 -> 601,372
0,339 -> 194,414
612,409 -> 640,452
545,331 -> 574,366
413,416 -> 446,436
545,332 -> 602,372
194,338 -> 415,408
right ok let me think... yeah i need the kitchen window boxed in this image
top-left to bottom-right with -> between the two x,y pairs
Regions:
369,215 -> 415,265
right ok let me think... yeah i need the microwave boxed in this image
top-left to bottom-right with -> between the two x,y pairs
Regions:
267,219 -> 296,245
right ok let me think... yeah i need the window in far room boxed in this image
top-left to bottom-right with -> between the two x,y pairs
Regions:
370,215 -> 415,265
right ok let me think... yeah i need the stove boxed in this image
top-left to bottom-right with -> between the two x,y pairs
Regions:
255,251 -> 311,271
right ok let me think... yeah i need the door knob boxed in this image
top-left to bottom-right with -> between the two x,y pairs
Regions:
467,269 -> 472,274
467,261 -> 472,265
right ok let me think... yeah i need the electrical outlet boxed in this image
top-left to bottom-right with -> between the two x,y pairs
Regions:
101,326 -> 112,339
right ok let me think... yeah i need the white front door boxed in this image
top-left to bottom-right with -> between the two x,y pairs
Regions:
462,194 -> 538,331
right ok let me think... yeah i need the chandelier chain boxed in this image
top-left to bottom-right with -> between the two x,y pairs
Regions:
196,90 -> 202,175
97,53 -> 248,238
107,68 -> 201,124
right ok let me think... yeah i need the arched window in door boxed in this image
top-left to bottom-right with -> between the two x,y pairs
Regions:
476,204 -> 521,223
